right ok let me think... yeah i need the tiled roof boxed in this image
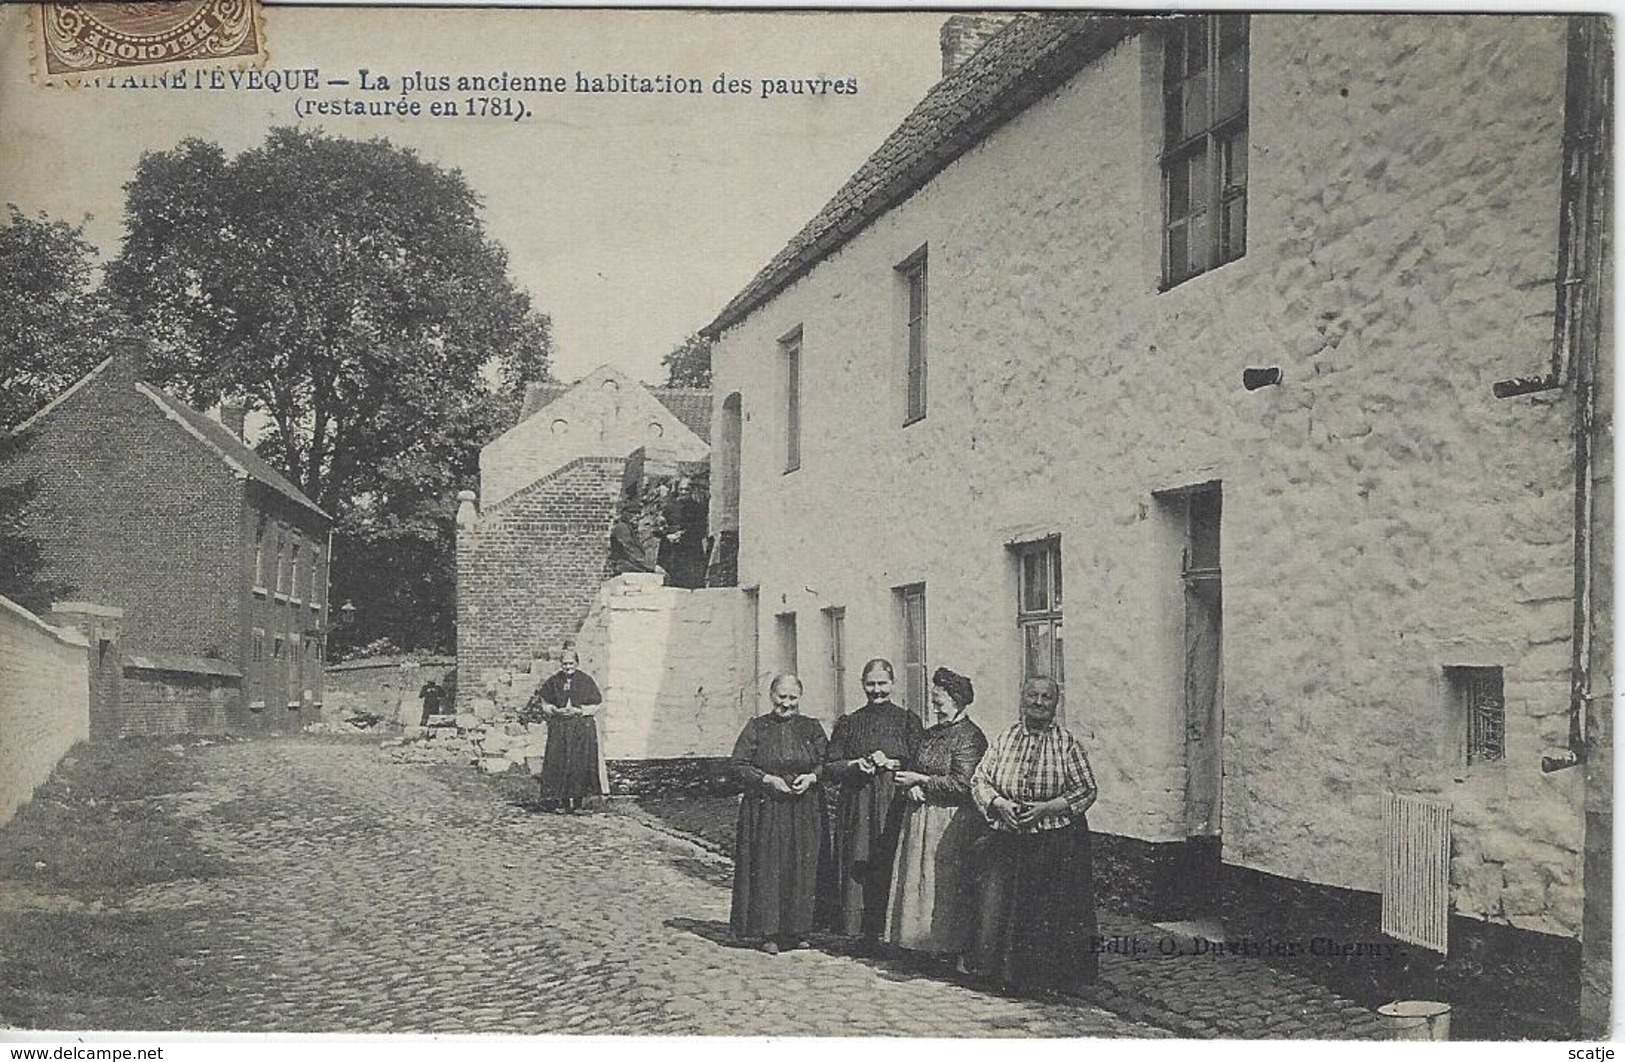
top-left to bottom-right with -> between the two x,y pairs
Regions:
141,385 -> 329,520
651,387 -> 712,443
702,12 -> 1141,338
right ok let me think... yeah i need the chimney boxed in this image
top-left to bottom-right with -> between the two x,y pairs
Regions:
107,336 -> 151,383
940,13 -> 1019,77
220,402 -> 247,438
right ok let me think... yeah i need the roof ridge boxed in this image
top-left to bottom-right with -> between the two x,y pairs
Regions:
704,13 -> 1134,338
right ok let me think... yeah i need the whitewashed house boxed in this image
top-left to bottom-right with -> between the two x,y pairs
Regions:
701,13 -> 1610,1037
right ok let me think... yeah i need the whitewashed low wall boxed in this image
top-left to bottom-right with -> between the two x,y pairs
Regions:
0,594 -> 90,826
577,574 -> 749,760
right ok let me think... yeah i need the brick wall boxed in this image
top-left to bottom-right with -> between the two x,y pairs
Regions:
0,594 -> 89,827
118,666 -> 239,736
7,358 -> 246,665
457,456 -> 625,696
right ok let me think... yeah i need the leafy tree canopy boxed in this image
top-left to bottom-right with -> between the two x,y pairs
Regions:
0,205 -> 126,429
661,331 -> 712,388
105,128 -> 553,652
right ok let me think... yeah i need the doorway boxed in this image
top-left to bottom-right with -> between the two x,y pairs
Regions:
1155,482 -> 1224,913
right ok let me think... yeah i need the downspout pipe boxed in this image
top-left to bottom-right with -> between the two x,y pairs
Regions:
1514,17 -> 1611,773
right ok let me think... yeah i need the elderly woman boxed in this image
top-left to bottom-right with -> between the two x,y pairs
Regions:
730,673 -> 827,954
883,667 -> 988,957
823,658 -> 925,943
527,649 -> 605,813
966,675 -> 1099,993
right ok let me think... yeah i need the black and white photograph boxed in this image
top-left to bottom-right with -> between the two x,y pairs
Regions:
0,0 -> 1612,1047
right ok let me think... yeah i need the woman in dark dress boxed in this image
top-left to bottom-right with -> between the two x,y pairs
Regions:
884,667 -> 988,957
823,658 -> 924,943
527,649 -> 605,813
730,673 -> 827,954
966,675 -> 1099,994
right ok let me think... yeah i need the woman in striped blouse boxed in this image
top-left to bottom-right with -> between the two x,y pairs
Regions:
964,674 -> 1099,994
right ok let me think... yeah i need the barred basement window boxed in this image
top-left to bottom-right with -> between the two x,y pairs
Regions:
1161,13 -> 1249,287
1448,666 -> 1505,766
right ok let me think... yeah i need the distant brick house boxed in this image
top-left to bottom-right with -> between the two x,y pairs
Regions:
4,344 -> 331,734
456,365 -> 710,692
702,12 -> 1610,1038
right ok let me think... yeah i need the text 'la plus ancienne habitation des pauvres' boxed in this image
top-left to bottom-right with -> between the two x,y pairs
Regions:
74,67 -> 864,122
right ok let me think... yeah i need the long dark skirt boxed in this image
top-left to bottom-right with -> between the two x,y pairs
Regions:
538,715 -> 602,800
965,818 -> 1098,991
732,791 -> 822,940
829,773 -> 904,937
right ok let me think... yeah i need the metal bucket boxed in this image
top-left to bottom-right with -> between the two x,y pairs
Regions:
1377,1001 -> 1452,1041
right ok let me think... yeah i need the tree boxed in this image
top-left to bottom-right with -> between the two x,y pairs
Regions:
0,206 -> 127,428
105,128 -> 553,652
661,331 -> 713,388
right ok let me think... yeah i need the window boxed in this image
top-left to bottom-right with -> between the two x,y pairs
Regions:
1162,13 -> 1249,287
782,328 -> 802,472
309,545 -> 322,607
898,248 -> 928,424
823,606 -> 848,714
1449,666 -> 1505,766
775,611 -> 798,676
274,529 -> 288,595
254,522 -> 268,589
894,583 -> 927,722
289,542 -> 302,601
250,627 -> 266,706
287,633 -> 302,705
1014,538 -> 1064,686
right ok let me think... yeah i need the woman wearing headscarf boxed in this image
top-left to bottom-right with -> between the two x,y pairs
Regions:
729,673 -> 827,954
883,667 -> 988,957
965,675 -> 1099,994
527,648 -> 605,813
823,658 -> 924,944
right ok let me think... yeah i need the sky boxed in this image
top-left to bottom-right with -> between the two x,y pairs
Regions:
0,4 -> 946,385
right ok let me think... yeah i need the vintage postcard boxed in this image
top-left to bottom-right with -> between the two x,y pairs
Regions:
0,0 -> 1611,1049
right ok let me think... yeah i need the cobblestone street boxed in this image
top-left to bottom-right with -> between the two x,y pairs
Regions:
0,737 -> 1168,1036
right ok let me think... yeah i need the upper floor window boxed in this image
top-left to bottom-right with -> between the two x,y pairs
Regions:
254,521 -> 268,589
898,248 -> 928,424
274,528 -> 288,594
781,327 -> 802,473
1162,13 -> 1249,288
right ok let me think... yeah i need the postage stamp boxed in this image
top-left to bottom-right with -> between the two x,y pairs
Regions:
29,0 -> 265,83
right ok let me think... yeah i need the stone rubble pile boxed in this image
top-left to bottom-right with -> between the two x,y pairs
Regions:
380,661 -> 551,774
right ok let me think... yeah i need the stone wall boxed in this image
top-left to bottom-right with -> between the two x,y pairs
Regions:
456,455 -> 625,696
710,13 -> 1581,947
576,574 -> 750,760
324,655 -> 455,726
0,594 -> 89,827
